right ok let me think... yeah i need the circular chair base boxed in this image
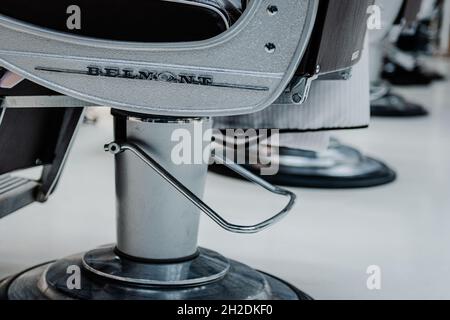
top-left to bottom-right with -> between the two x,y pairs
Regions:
381,70 -> 433,86
371,102 -> 429,117
210,140 -> 397,189
210,161 -> 396,189
0,246 -> 311,300
381,58 -> 434,86
371,92 -> 429,118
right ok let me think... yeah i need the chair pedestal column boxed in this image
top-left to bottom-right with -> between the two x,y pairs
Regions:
113,112 -> 210,261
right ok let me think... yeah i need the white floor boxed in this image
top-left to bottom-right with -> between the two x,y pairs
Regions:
1,58 -> 449,300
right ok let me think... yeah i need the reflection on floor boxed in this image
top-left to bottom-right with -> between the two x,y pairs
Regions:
0,58 -> 449,300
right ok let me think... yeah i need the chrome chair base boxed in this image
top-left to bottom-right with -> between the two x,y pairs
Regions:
210,140 -> 396,189
0,245 -> 311,300
370,84 -> 429,117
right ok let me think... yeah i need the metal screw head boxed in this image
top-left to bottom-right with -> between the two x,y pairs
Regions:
265,43 -> 276,54
292,93 -> 302,104
315,65 -> 321,74
104,142 -> 121,155
267,5 -> 279,15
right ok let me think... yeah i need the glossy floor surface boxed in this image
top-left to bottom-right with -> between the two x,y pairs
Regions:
0,58 -> 449,300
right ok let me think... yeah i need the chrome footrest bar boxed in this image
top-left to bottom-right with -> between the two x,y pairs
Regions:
104,141 -> 296,234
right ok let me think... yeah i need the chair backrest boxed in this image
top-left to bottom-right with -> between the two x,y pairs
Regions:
0,101 -> 83,218
297,0 -> 374,78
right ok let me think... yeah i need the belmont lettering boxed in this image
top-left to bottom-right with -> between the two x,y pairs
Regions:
86,66 -> 213,85
36,65 -> 269,91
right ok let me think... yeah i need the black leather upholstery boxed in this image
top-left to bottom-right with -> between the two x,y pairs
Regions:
0,0 -> 243,42
0,108 -> 67,175
296,0 -> 374,76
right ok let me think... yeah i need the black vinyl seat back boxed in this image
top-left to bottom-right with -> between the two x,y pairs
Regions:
297,0 -> 374,77
0,104 -> 83,218
0,0 -> 243,42
0,108 -> 71,175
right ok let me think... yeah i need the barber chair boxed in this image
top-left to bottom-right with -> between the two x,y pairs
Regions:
211,0 -> 389,189
0,0 -> 372,300
381,0 -> 445,85
370,0 -> 430,117
211,138 -> 397,189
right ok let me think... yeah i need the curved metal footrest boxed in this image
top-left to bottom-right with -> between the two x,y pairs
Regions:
105,141 -> 297,234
